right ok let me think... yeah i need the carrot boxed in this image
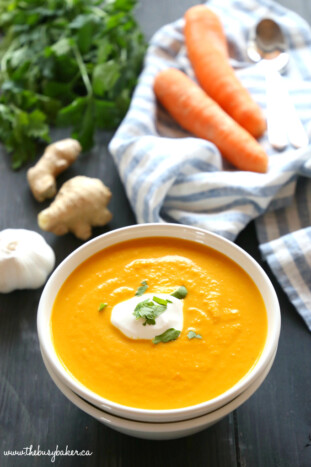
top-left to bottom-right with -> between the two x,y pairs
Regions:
184,5 -> 266,139
153,68 -> 268,173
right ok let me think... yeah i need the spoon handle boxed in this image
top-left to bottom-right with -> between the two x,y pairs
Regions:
265,65 -> 288,150
265,64 -> 309,150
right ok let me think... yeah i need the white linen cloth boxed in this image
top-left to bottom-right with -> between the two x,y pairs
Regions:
109,0 -> 311,330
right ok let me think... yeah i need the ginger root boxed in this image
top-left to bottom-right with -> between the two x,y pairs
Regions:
37,176 -> 112,240
27,138 -> 81,202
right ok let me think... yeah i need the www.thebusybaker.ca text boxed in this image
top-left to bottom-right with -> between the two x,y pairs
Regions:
3,445 -> 93,463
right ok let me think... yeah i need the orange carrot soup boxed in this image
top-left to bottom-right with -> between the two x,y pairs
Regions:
51,237 -> 268,410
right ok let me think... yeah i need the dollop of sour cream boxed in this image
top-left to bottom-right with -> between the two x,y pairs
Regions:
110,293 -> 184,340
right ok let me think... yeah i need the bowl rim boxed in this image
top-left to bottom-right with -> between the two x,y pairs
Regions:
37,223 -> 281,422
40,344 -> 277,439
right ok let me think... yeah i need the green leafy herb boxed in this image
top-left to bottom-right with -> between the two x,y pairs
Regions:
0,0 -> 146,168
153,295 -> 172,305
187,330 -> 202,340
98,302 -> 108,311
135,280 -> 148,296
171,286 -> 188,300
133,296 -> 170,326
152,328 -> 181,344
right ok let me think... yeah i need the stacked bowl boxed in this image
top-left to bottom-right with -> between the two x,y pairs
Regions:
37,224 -> 281,440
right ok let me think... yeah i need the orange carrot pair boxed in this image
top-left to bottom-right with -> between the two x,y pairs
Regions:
184,5 -> 266,139
153,68 -> 268,173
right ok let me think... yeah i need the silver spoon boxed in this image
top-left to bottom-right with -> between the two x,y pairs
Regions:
247,18 -> 308,150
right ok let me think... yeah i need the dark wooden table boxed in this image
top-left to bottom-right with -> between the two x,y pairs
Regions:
1,1 -> 311,466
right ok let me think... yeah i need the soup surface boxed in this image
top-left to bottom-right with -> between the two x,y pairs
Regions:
51,237 -> 267,410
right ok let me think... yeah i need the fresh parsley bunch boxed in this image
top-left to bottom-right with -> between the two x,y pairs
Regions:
0,0 -> 146,168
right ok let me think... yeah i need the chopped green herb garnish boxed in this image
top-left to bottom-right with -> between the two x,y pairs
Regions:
171,286 -> 188,299
133,296 -> 170,326
98,303 -> 108,312
135,280 -> 148,296
152,328 -> 181,344
187,330 -> 202,340
153,295 -> 172,305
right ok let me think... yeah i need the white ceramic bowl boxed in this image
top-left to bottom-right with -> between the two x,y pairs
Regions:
41,345 -> 277,440
37,223 -> 281,423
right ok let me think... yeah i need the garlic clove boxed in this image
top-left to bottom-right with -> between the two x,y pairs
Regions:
0,229 -> 55,293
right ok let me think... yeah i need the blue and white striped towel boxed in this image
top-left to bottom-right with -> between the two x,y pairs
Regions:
109,0 -> 311,330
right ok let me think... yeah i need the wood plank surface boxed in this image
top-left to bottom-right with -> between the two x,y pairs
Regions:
1,1 -> 311,466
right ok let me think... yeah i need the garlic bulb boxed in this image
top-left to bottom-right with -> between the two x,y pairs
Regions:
0,229 -> 55,293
